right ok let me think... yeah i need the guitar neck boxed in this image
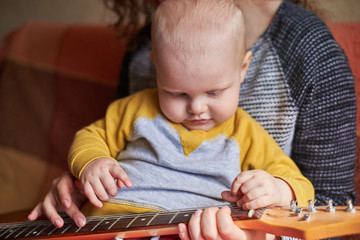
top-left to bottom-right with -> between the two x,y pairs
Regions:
0,205 -> 257,240
1,205 -> 359,240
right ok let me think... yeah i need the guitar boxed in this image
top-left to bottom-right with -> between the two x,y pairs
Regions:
0,204 -> 359,240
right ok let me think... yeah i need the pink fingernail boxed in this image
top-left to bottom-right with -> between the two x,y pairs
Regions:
77,218 -> 85,227
54,219 -> 61,228
194,209 -> 202,216
63,199 -> 70,208
178,224 -> 184,233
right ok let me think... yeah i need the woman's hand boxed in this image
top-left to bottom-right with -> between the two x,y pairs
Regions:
27,172 -> 87,228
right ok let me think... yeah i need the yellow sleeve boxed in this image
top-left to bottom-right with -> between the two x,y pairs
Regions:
234,109 -> 315,206
68,89 -> 160,179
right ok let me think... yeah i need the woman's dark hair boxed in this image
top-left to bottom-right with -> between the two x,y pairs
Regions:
103,0 -> 154,30
104,0 -> 323,31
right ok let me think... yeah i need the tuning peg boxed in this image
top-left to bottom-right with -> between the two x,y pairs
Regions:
345,199 -> 356,213
307,199 -> 317,212
326,199 -> 336,212
296,207 -> 303,217
303,213 -> 311,222
290,199 -> 298,212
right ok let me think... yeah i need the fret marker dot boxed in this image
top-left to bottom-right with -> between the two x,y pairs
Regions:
141,218 -> 146,221
105,221 -> 110,224
184,214 -> 189,217
33,231 -> 38,234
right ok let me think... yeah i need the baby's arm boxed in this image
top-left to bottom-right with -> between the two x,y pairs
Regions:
80,157 -> 132,208
223,169 -> 294,210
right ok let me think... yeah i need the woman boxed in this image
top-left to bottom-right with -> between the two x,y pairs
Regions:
28,0 -> 357,239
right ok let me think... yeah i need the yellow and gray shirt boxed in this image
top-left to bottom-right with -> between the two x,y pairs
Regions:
69,89 -> 313,215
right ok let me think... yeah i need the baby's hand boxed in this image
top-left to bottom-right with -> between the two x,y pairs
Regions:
222,169 -> 292,210
80,157 -> 132,208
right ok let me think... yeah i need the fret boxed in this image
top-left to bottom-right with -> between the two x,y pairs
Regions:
109,215 -> 139,230
62,221 -> 82,234
33,222 -> 56,237
42,223 -> 58,236
4,227 -> 18,239
0,226 -> 11,237
12,225 -> 32,239
1,227 -> 13,239
47,222 -> 72,236
148,212 -> 177,226
146,212 -> 159,226
46,222 -> 69,236
18,224 -> 48,238
108,218 -> 121,230
127,213 -> 156,228
90,219 -> 105,232
169,212 -> 179,224
92,218 -> 119,231
125,215 -> 138,229
170,210 -> 194,224
74,218 -> 100,233
4,226 -> 23,239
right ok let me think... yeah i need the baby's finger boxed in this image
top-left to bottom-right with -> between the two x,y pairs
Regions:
241,185 -> 264,203
231,172 -> 253,195
237,176 -> 264,197
117,180 -> 124,190
241,195 -> 271,210
91,179 -> 111,202
100,175 -> 118,197
84,183 -> 103,208
221,190 -> 241,203
110,166 -> 133,188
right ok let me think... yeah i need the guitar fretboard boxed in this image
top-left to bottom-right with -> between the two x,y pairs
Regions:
0,205 -> 259,239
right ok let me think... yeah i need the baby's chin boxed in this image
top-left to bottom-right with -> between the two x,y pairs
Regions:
182,120 -> 216,131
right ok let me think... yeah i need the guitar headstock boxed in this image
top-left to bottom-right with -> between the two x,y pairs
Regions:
235,200 -> 360,240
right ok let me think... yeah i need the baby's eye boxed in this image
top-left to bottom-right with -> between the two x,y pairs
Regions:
207,90 -> 222,96
170,92 -> 187,97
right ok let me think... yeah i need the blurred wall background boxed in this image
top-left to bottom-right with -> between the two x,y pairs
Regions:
0,0 -> 115,42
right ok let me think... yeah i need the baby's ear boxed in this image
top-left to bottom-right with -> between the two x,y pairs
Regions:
240,51 -> 252,82
149,51 -> 157,67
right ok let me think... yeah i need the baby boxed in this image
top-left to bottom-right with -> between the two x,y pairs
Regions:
68,0 -> 314,216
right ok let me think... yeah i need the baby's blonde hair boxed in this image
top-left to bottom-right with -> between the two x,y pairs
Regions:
152,0 -> 245,62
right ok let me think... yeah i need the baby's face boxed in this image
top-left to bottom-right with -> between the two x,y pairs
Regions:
153,44 -> 245,131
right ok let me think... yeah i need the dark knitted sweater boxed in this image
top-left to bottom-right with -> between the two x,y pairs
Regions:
256,1 -> 357,205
